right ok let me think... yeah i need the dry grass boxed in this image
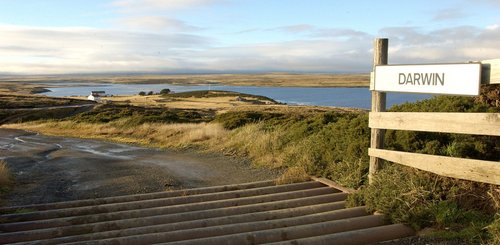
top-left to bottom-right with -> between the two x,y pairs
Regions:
275,166 -> 310,185
210,122 -> 288,168
0,160 -> 11,187
75,94 -> 274,111
207,122 -> 322,172
3,121 -> 228,149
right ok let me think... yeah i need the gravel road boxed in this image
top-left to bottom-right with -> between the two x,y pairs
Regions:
0,128 -> 277,206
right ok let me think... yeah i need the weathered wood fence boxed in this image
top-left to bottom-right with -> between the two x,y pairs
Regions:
368,38 -> 500,185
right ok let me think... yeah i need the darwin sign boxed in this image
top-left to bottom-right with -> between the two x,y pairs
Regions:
373,63 -> 481,95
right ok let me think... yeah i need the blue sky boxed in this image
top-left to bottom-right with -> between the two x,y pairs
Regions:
0,0 -> 499,74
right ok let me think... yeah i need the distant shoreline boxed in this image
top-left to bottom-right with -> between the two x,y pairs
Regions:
0,73 -> 370,89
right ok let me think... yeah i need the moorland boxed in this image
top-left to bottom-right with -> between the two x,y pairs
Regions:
0,73 -> 370,94
0,74 -> 498,244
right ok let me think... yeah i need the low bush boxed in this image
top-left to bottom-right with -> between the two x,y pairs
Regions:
214,111 -> 286,129
159,88 -> 171,95
349,164 -> 498,243
71,105 -> 210,126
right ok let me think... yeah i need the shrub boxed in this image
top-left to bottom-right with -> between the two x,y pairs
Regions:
138,91 -> 146,96
215,111 -> 285,129
160,88 -> 171,94
70,105 -> 209,126
354,164 -> 496,229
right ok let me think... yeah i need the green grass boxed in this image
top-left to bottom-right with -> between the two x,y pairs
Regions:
163,90 -> 278,103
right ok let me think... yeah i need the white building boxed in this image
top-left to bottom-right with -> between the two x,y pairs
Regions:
87,91 -> 106,101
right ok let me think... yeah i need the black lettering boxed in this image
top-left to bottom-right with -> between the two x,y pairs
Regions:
422,73 -> 432,85
436,73 -> 445,86
413,73 -> 421,85
398,73 -> 406,85
405,73 -> 413,85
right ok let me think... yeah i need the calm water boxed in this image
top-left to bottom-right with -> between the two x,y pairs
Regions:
43,83 -> 432,109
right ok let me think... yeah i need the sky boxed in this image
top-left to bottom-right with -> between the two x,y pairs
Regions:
0,0 -> 499,75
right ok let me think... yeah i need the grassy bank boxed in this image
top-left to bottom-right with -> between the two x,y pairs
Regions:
2,85 -> 499,243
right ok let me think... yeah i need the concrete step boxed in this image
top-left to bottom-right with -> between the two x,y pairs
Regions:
0,180 -> 415,245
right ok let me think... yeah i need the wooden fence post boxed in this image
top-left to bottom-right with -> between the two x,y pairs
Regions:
369,38 -> 388,184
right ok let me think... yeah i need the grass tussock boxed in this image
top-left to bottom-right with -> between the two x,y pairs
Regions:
275,166 -> 310,185
0,160 -> 11,190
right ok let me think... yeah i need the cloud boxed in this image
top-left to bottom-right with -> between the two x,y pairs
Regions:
269,24 -> 316,34
477,0 -> 500,7
164,37 -> 375,73
249,25 -> 371,41
432,8 -> 468,21
314,28 -> 371,40
116,16 -> 202,32
0,24 -> 212,74
486,24 -> 499,30
112,0 -> 225,12
1,23 -> 499,75
379,25 -> 500,63
109,0 -> 212,35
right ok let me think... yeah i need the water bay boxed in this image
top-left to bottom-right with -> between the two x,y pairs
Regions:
44,83 -> 431,109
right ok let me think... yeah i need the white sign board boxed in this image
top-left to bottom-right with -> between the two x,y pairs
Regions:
373,63 -> 481,95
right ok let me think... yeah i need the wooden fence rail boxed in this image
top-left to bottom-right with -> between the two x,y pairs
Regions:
368,149 -> 500,185
369,112 -> 500,136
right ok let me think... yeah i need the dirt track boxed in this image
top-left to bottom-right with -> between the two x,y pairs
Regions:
0,128 -> 277,206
